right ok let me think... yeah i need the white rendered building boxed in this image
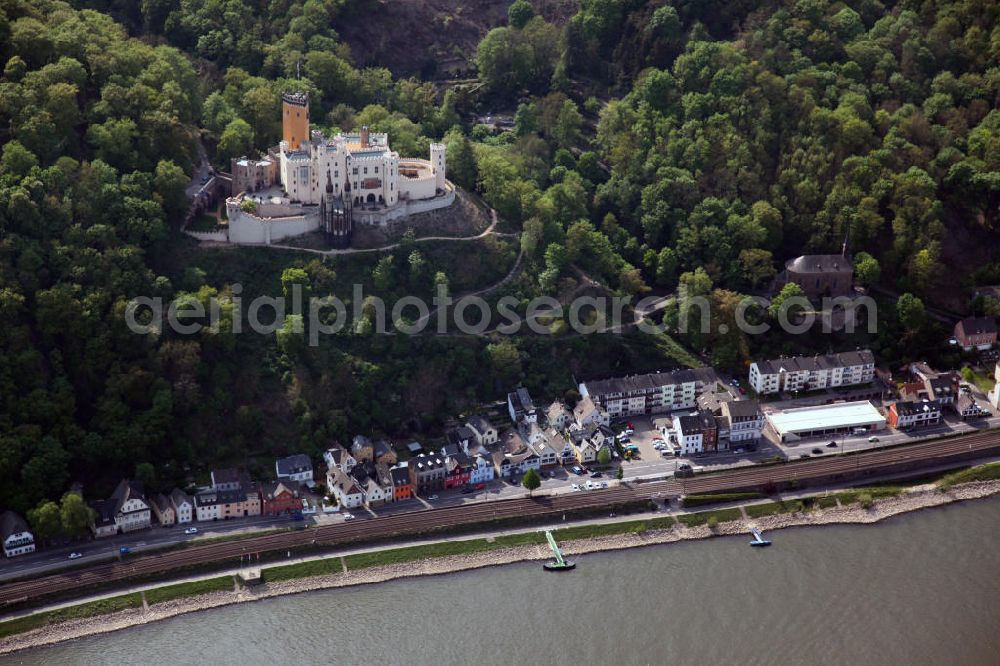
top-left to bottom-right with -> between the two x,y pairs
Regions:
220,92 -> 454,247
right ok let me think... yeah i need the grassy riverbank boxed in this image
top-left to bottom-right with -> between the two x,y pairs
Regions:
0,594 -> 143,640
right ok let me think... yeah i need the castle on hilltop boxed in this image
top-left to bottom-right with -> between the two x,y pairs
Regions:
218,92 -> 453,248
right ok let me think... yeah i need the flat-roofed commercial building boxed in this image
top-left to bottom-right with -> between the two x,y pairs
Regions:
766,400 -> 885,442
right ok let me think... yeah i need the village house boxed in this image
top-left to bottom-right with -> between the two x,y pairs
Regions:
544,427 -> 576,465
349,464 -> 394,506
351,435 -> 376,463
260,481 -> 302,516
573,437 -> 600,465
887,400 -> 942,429
955,393 -> 988,420
507,387 -> 538,424
323,444 -> 357,473
443,452 -> 472,489
720,400 -> 764,443
470,453 -> 496,484
170,489 -> 194,524
466,415 -> 498,447
328,468 -> 365,509
390,464 -> 414,501
409,453 -> 446,493
109,480 -> 151,533
491,450 -> 512,478
1,511 -> 35,558
673,411 -> 719,454
373,439 -> 398,466
444,426 -> 475,455
195,486 -> 256,522
909,363 -> 960,404
89,499 -> 119,538
953,316 -> 998,351
546,401 -> 573,431
149,493 -> 175,526
210,468 -> 245,491
572,396 -> 610,428
276,454 -> 315,488
748,350 -> 876,395
508,449 -> 541,475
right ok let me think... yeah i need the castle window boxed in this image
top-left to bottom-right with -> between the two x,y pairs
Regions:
374,166 -> 379,174
364,167 -> 368,175
353,167 -> 358,175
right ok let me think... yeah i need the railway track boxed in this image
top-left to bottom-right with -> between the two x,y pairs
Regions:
2,428 -> 998,608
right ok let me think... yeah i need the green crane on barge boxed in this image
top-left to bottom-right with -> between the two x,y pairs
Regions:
543,530 -> 576,571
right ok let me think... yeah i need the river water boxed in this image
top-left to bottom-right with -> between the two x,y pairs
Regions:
7,497 -> 1000,666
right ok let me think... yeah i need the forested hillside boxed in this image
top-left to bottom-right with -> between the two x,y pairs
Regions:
0,0 -> 998,519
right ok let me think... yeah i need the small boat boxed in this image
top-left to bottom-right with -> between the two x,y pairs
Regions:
749,528 -> 772,547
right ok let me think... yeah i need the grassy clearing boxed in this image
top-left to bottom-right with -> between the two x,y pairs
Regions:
835,486 -> 903,505
937,462 -> 1000,489
676,508 -> 743,527
744,499 -> 812,518
264,557 -> 345,582
143,576 -> 234,605
0,593 -> 143,640
188,212 -> 222,231
816,495 -> 840,509
682,492 -> 765,508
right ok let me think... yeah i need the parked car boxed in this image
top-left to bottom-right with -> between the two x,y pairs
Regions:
827,441 -> 838,448
586,480 -> 602,490
119,546 -> 131,555
868,436 -> 879,443
184,527 -> 198,535
571,484 -> 582,491
427,494 -> 439,500
474,483 -> 486,490
601,481 -> 609,488
461,486 -> 474,494
68,552 -> 82,560
342,513 -> 355,521
547,470 -> 555,478
590,471 -> 603,478
572,466 -> 584,476
799,453 -> 811,459
811,448 -> 823,455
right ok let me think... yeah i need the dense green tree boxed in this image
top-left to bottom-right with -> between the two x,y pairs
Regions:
854,252 -> 882,288
508,0 -> 536,29
28,500 -> 62,544
522,467 -> 541,494
60,492 -> 94,539
768,283 -> 809,320
896,293 -> 926,332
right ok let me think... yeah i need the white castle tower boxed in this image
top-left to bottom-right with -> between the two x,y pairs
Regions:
430,143 -> 447,192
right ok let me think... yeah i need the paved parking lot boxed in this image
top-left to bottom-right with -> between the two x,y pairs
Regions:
612,415 -> 782,478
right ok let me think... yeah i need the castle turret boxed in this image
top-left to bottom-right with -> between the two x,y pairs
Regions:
430,143 -> 446,192
282,92 -> 310,151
